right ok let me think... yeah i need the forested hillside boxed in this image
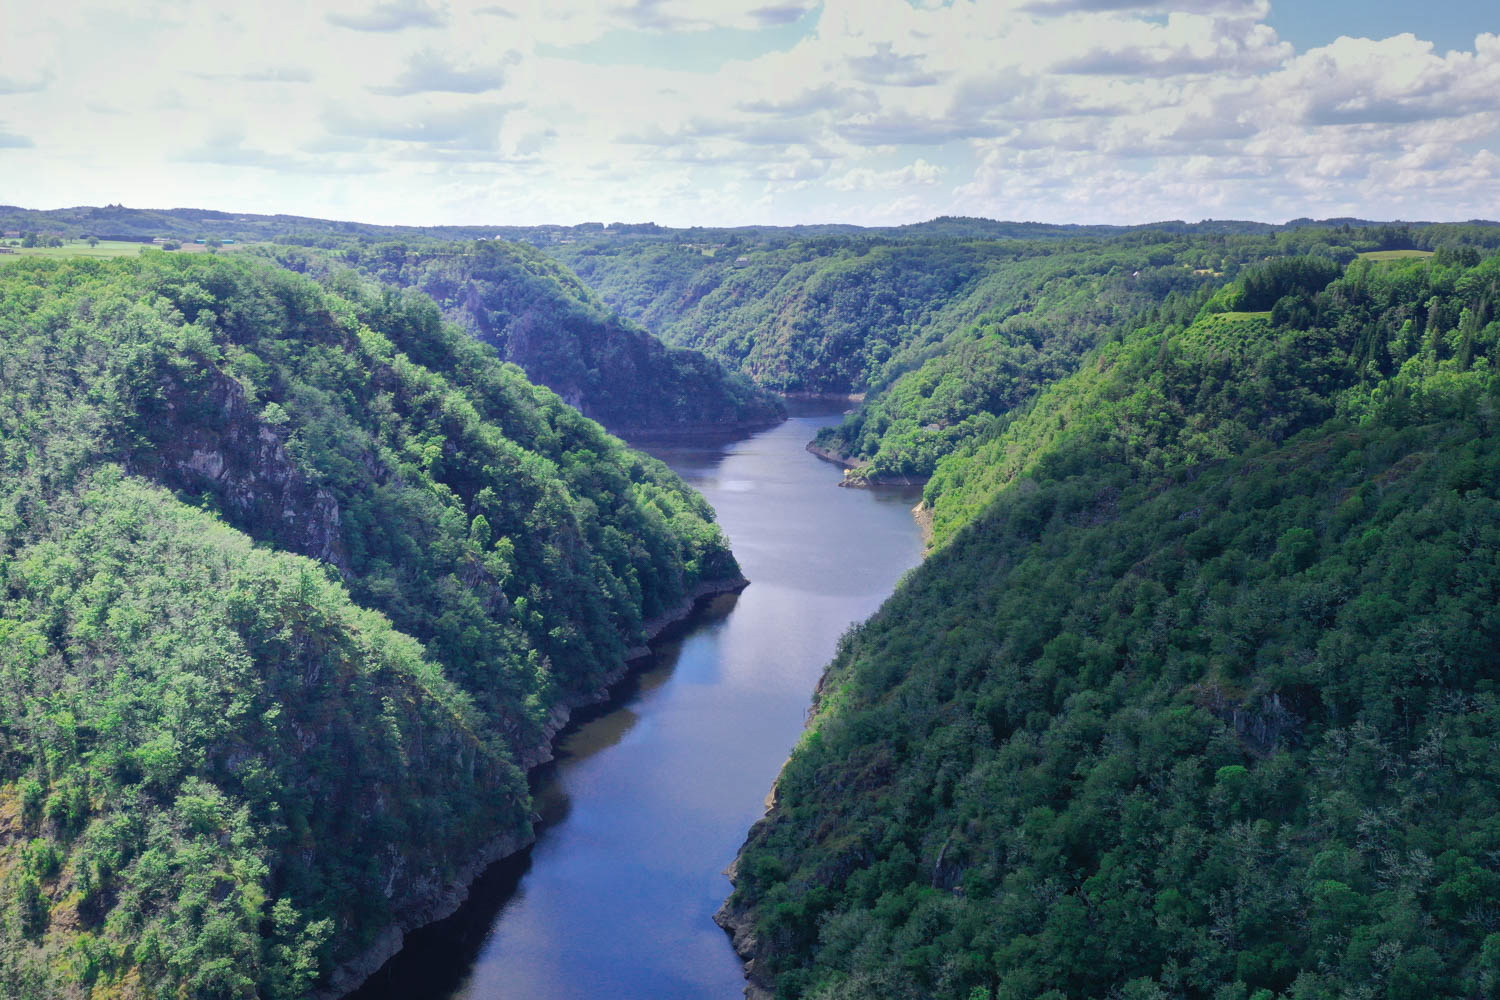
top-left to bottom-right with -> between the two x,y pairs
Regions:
804,243 -> 1215,482
310,240 -> 782,436
721,248 -> 1500,1000
0,252 -> 741,999
557,225 -> 1500,485
0,204 -> 1326,250
563,237 -> 1065,394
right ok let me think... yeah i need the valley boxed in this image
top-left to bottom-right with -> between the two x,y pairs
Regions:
2,216 -> 1499,1000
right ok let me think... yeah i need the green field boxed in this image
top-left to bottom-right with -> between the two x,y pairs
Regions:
1358,248 -> 1435,260
1217,309 -> 1273,320
2,239 -> 262,259
3,239 -> 147,258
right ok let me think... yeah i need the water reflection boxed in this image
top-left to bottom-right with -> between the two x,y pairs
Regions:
348,405 -> 925,1000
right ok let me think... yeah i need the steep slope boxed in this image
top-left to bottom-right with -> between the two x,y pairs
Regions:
721,249 -> 1500,1000
564,238 -> 1025,394
559,226 -> 1500,485
807,246 -> 1217,482
279,240 -> 784,437
0,252 -> 741,999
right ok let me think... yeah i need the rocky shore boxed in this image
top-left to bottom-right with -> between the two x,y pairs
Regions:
805,440 -> 861,468
806,442 -> 931,489
715,857 -> 776,1000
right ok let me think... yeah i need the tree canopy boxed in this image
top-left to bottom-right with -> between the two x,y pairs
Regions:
724,247 -> 1500,1000
0,251 -> 739,999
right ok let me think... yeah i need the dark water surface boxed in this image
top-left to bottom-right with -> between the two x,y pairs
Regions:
349,403 -> 925,1000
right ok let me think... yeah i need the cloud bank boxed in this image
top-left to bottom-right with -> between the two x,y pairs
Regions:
1,0 -> 1496,226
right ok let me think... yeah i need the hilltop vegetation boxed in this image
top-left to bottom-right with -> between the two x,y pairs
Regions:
556,224 -> 1500,484
722,247 -> 1500,1000
0,252 -> 739,999
7,206 -> 1500,1000
319,239 -> 781,435
0,204 -> 1403,250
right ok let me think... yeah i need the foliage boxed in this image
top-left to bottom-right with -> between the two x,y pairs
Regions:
726,250 -> 1500,1000
558,223 -> 1500,482
0,252 -> 738,997
811,246 -> 1215,481
277,240 -> 782,434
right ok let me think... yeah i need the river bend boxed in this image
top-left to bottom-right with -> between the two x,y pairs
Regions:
350,401 -> 925,1000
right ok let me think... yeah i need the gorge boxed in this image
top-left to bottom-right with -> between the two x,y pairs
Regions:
346,402 -> 926,999
4,217 -> 1500,1000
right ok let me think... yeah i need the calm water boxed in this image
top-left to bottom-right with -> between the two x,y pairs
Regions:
349,403 -> 925,1000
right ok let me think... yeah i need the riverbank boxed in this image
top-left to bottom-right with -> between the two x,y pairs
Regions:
320,573 -> 750,1000
715,858 -> 775,1000
805,440 -> 860,468
338,404 -> 927,1000
806,441 -> 932,489
913,499 -> 935,547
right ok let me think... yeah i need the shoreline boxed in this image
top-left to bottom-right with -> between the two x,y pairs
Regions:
779,391 -> 865,403
912,500 -> 935,547
805,441 -> 931,490
319,573 -> 751,1000
805,440 -> 861,469
715,856 -> 776,1000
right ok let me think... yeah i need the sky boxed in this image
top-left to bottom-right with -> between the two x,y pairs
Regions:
1,0 -> 1497,227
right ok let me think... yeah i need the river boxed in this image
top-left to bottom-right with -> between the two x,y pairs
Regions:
348,401 -> 926,1000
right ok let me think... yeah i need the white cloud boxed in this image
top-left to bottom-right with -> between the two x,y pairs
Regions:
0,1 -> 1496,225
0,71 -> 53,95
608,0 -> 819,32
326,0 -> 447,32
830,158 -> 944,191
368,49 -> 521,95
323,102 -> 515,150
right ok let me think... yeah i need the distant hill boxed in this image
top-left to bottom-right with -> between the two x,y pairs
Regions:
552,222 -> 1500,481
269,241 -> 783,438
5,203 -> 1493,252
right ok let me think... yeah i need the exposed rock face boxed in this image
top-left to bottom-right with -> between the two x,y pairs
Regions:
313,828 -> 533,1000
716,859 -> 776,1000
126,364 -> 349,572
1197,686 -> 1308,756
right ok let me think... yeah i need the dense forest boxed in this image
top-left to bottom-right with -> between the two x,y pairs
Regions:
554,224 -> 1500,486
558,236 -> 1207,396
7,207 -> 1500,1000
721,246 -> 1500,1000
0,252 -> 741,999
5,204 -> 1430,250
286,240 -> 783,436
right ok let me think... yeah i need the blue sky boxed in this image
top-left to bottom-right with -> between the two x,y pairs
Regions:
548,2 -> 1495,75
1,0 -> 1497,226
1268,0 -> 1493,55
